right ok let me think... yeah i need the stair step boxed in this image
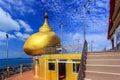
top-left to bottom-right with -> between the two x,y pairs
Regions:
85,71 -> 120,80
87,55 -> 120,59
86,64 -> 120,73
88,52 -> 120,55
84,51 -> 120,80
86,59 -> 120,65
84,78 -> 92,80
88,51 -> 120,54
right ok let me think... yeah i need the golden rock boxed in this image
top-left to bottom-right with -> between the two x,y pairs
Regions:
23,13 -> 60,56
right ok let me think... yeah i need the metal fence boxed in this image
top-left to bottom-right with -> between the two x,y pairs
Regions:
44,44 -> 83,54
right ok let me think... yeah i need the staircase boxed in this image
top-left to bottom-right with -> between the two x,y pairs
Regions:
85,51 -> 120,80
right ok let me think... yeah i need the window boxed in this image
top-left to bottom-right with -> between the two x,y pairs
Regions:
73,63 -> 80,73
48,63 -> 55,70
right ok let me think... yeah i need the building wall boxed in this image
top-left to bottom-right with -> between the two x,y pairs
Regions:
66,62 -> 78,80
110,0 -> 120,35
108,0 -> 120,49
46,60 -> 58,80
116,25 -> 120,49
38,57 -> 46,80
111,25 -> 120,50
34,53 -> 81,80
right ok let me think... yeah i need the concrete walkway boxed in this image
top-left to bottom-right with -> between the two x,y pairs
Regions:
5,71 -> 41,80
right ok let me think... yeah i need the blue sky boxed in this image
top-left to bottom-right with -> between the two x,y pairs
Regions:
0,0 -> 111,59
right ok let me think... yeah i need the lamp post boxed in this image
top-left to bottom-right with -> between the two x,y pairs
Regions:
59,22 -> 63,46
83,0 -> 91,41
6,34 -> 9,67
75,39 -> 80,53
6,34 -> 9,77
59,22 -> 63,53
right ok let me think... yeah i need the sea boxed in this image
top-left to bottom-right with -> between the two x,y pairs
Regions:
0,58 -> 32,69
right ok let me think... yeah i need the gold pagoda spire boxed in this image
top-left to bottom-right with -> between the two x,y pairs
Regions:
39,13 -> 52,32
23,13 -> 60,56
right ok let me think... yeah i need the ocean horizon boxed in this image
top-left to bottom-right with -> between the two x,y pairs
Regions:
0,58 -> 32,69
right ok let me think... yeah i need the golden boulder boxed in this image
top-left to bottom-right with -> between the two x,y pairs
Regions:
23,13 -> 60,56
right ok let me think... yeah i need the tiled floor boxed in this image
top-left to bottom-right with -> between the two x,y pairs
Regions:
5,71 -> 40,80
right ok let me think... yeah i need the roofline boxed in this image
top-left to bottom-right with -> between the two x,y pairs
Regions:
108,0 -> 115,39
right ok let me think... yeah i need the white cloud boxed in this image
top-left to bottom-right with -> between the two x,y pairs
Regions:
0,31 -> 16,46
86,33 -> 111,50
41,0 -> 64,13
0,8 -> 20,31
0,8 -> 32,41
0,31 -> 16,40
0,0 -> 35,15
18,20 -> 33,32
62,32 -> 83,46
95,0 -> 109,9
15,32 -> 30,41
70,14 -> 84,23
87,18 -> 108,33
6,0 -> 19,4
63,32 -> 111,51
14,5 -> 35,15
0,0 -> 5,4
96,1 -> 104,7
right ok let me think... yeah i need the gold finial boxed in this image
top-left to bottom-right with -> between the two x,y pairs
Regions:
39,13 -> 52,32
44,12 -> 48,19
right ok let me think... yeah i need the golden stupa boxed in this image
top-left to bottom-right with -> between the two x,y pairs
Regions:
23,13 -> 60,56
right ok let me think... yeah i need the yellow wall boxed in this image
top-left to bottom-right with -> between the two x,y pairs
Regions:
66,60 -> 78,80
33,53 -> 81,80
38,57 -> 45,80
46,60 -> 58,80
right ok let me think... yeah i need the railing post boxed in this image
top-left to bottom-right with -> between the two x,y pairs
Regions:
6,66 -> 10,78
20,64 -> 23,74
1,74 -> 4,80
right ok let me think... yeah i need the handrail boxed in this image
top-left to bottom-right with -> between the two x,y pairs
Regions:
77,40 -> 88,80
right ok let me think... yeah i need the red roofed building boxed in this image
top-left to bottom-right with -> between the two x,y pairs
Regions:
108,0 -> 120,50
